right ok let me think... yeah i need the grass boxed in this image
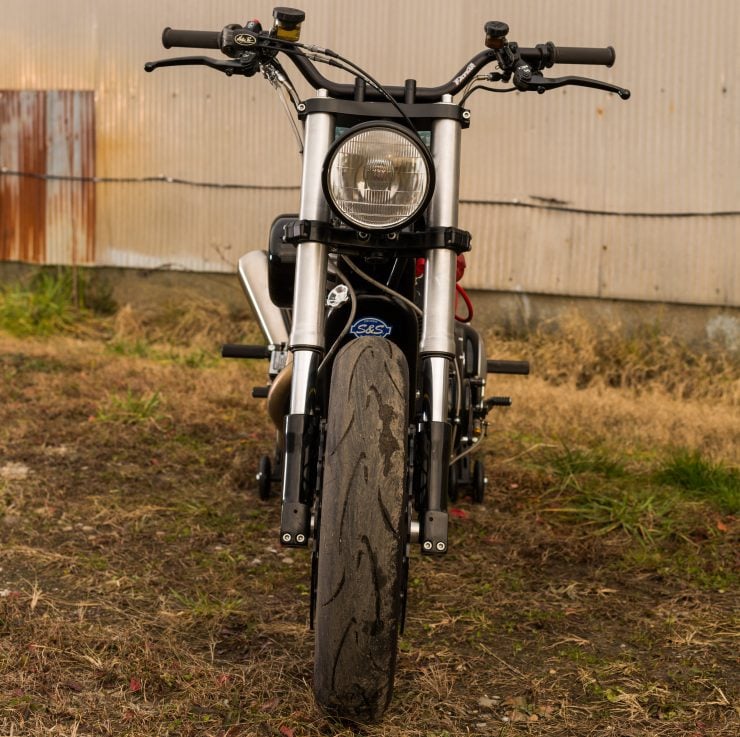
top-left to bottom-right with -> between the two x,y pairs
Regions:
0,301 -> 738,735
546,486 -> 676,543
0,267 -> 116,337
96,390 -> 163,424
656,449 -> 739,514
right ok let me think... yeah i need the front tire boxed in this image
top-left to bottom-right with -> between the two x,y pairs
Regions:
313,337 -> 409,722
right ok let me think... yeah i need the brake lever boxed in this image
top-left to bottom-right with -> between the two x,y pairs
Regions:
515,69 -> 630,99
144,55 -> 259,77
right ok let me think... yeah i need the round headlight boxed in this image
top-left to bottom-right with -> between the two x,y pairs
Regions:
323,123 -> 434,232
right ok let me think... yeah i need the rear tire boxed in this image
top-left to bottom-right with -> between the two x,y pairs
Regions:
313,337 -> 409,722
473,459 -> 485,504
257,455 -> 272,500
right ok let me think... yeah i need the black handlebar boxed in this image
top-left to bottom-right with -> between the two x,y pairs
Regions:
290,49 -> 496,102
154,25 -> 625,102
162,27 -> 221,50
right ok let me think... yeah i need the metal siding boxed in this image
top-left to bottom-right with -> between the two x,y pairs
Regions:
0,91 -> 47,262
0,0 -> 737,306
0,90 -> 95,265
45,91 -> 96,265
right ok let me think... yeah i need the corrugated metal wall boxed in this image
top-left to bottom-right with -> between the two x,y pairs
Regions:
0,0 -> 737,306
0,90 -> 95,265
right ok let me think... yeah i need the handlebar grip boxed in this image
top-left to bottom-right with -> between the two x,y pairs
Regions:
551,45 -> 616,67
221,344 -> 271,359
162,27 -> 221,50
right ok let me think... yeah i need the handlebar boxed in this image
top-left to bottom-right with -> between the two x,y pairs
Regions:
150,20 -> 628,102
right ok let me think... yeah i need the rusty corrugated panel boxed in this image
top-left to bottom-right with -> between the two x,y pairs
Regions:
0,91 -> 47,262
0,90 -> 95,265
45,91 -> 96,265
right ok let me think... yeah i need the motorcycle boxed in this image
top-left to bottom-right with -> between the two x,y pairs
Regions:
146,9 -> 629,721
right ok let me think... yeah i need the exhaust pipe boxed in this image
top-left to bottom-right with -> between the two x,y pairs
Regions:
237,251 -> 290,346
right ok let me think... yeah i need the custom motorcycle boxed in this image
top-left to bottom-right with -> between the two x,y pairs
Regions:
146,9 -> 629,721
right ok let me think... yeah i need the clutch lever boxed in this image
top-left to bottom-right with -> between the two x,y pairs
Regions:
514,67 -> 630,99
144,55 -> 259,77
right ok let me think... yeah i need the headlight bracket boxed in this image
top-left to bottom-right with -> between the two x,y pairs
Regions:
282,219 -> 471,257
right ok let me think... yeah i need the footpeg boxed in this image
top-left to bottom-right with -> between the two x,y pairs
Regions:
487,359 -> 530,375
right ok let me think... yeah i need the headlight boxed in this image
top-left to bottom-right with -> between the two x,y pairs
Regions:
322,122 -> 434,232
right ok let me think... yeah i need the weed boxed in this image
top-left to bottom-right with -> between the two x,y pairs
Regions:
547,445 -> 626,479
656,449 -> 739,514
96,390 -> 163,424
106,339 -> 218,368
0,268 -> 116,337
170,590 -> 245,619
546,487 -> 675,543
0,269 -> 83,336
533,444 -> 627,491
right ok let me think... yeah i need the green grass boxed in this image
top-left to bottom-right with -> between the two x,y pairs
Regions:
106,339 -> 218,368
537,445 -> 627,491
170,590 -> 246,619
0,268 -> 116,337
0,269 -> 83,336
547,486 -> 676,543
96,390 -> 163,424
656,449 -> 739,514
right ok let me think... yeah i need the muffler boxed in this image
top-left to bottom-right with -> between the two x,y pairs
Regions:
237,250 -> 290,346
238,250 -> 292,442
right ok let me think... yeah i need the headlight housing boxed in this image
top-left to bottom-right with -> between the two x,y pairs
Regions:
322,122 -> 435,232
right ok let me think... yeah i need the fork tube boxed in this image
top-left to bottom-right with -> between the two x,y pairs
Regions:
280,94 -> 334,548
421,97 -> 461,406
289,92 -> 334,415
418,97 -> 461,555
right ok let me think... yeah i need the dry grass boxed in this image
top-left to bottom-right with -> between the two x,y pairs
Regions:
1,305 -> 738,736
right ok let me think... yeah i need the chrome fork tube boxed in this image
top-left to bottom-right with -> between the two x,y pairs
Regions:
417,97 -> 462,555
289,92 -> 334,415
421,96 -> 461,422
280,94 -> 334,547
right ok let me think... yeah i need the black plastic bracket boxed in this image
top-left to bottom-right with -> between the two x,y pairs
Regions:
282,219 -> 472,256
420,420 -> 451,555
279,413 -> 315,547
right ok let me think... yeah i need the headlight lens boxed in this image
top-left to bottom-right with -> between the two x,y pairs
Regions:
323,124 -> 434,231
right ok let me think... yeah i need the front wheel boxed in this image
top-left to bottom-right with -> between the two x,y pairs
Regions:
313,337 -> 409,722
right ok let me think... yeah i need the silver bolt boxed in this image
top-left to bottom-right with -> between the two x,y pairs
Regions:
256,472 -> 263,481
484,477 -> 489,486
297,103 -> 306,112
423,540 -> 433,551
436,541 -> 447,552
462,110 -> 471,120
296,534 -> 306,544
282,533 -> 292,544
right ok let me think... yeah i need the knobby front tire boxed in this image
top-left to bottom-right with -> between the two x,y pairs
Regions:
313,337 -> 409,722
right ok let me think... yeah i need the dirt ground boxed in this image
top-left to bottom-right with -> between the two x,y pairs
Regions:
0,316 -> 738,736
